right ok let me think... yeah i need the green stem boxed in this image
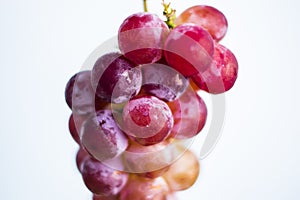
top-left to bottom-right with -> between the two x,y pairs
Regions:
162,0 -> 176,29
143,0 -> 148,12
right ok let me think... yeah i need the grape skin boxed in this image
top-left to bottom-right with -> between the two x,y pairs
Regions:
163,149 -> 200,191
122,95 -> 173,146
118,12 -> 169,65
164,23 -> 214,77
191,43 -> 238,94
91,52 -> 142,104
76,146 -> 90,173
65,70 -> 97,116
175,5 -> 228,41
141,62 -> 189,101
81,157 -> 128,196
119,175 -> 170,200
168,85 -> 207,139
81,109 -> 129,162
68,114 -> 82,144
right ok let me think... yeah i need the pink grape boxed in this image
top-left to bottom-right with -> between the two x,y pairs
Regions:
119,175 -> 170,200
141,61 -> 188,101
175,5 -> 228,41
118,12 -> 169,64
81,109 -> 128,161
168,85 -> 207,139
91,52 -> 142,104
163,149 -> 200,191
122,95 -> 173,146
191,43 -> 238,94
164,23 -> 214,77
65,70 -> 96,115
81,157 -> 128,196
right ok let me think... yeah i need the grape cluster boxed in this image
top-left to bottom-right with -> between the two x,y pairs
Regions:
65,4 -> 238,200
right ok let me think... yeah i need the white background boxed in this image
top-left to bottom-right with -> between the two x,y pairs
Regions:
0,0 -> 299,199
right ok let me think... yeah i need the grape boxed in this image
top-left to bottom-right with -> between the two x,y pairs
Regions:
65,70 -> 97,115
175,5 -> 228,41
91,52 -> 142,104
81,109 -> 129,162
164,23 -> 214,77
191,43 -> 238,94
118,12 -> 169,64
81,156 -> 128,196
68,114 -> 83,144
76,146 -> 90,172
163,149 -> 200,191
189,78 -> 201,92
141,61 -> 189,101
95,95 -> 110,112
122,141 -> 172,175
168,85 -> 207,139
119,175 -> 170,200
122,95 -> 173,146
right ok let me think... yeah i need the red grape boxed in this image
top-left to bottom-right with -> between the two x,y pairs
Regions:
168,85 -> 207,139
141,62 -> 188,101
81,109 -> 129,162
122,95 -> 173,146
175,5 -> 228,41
76,146 -> 90,172
118,12 -> 169,64
65,70 -> 96,115
119,175 -> 170,200
68,114 -> 84,144
191,43 -> 238,94
164,23 -> 214,77
81,157 -> 128,196
91,52 -> 142,104
163,149 -> 200,191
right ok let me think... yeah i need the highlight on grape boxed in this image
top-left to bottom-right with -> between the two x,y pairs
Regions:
64,1 -> 238,199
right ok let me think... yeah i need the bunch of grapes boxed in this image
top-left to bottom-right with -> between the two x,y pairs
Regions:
65,2 -> 238,200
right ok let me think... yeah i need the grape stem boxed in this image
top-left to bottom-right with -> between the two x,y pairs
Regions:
143,0 -> 148,12
162,0 -> 176,29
